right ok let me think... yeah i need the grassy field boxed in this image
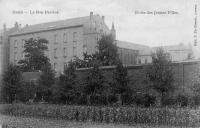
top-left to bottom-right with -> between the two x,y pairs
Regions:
0,115 -> 193,128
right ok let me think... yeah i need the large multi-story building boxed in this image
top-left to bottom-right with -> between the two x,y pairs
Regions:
9,12 -> 112,73
1,24 -> 19,72
1,12 -> 198,74
7,12 -> 148,73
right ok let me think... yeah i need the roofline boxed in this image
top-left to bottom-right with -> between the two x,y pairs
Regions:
117,46 -> 140,52
9,24 -> 84,37
115,40 -> 150,48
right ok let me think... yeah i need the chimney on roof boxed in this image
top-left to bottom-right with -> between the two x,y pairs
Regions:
102,16 -> 105,22
90,11 -> 93,19
3,24 -> 6,31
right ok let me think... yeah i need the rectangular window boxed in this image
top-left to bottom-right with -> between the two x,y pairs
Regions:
22,39 -> 25,48
127,52 -> 130,63
14,40 -> 18,47
120,49 -> 123,60
73,32 -> 77,42
131,54 -> 134,64
63,62 -> 67,70
73,41 -> 77,47
54,48 -> 57,58
63,47 -> 67,57
0,36 -> 2,44
54,34 -> 58,44
63,33 -> 67,43
145,59 -> 147,64
138,59 -> 141,64
73,47 -> 77,57
83,45 -> 87,53
14,52 -> 17,61
21,52 -> 24,59
54,63 -> 57,71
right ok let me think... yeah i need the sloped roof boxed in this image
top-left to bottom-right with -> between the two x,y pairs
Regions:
152,44 -> 193,52
115,40 -> 151,55
10,16 -> 93,36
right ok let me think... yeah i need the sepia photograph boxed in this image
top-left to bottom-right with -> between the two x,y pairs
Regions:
0,0 -> 200,127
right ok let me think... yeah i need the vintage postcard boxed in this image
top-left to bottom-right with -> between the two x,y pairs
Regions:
0,0 -> 200,127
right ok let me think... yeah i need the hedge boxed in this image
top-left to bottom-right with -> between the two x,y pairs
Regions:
0,104 -> 200,127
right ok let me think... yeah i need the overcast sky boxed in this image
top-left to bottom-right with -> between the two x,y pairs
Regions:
0,0 -> 198,47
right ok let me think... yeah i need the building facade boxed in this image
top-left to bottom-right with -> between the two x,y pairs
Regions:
4,12 -> 197,74
116,40 -> 152,65
152,43 -> 194,62
9,12 -> 111,73
1,24 -> 19,72
8,12 -> 148,73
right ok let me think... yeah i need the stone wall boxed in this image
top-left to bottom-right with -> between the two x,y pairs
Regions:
76,60 -> 200,96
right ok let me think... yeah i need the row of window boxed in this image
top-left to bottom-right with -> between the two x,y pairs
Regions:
13,32 -> 78,47
14,39 -> 25,48
14,45 -> 87,62
138,58 -> 148,64
14,52 -> 25,62
53,47 -> 71,58
119,49 -> 138,65
53,45 -> 87,58
53,62 -> 68,71
54,32 -> 77,44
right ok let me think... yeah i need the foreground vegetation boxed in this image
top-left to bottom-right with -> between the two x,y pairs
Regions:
1,36 -> 200,127
0,114 -> 191,128
0,104 -> 200,127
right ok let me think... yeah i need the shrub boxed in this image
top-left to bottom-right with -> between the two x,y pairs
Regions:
176,94 -> 189,107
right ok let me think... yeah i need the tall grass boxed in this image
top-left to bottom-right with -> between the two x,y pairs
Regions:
0,104 -> 199,127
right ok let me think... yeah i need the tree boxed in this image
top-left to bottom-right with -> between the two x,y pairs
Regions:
146,48 -> 174,106
38,63 -> 55,102
190,71 -> 200,106
2,64 -> 22,103
84,61 -> 105,105
112,61 -> 130,105
73,34 -> 119,68
18,38 -> 49,72
96,34 -> 119,66
56,61 -> 78,104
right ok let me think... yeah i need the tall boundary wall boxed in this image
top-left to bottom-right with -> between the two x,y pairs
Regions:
76,60 -> 200,96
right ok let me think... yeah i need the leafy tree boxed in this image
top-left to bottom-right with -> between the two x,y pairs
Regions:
37,63 -> 55,102
18,38 -> 49,72
146,48 -> 174,106
2,64 -> 22,103
112,61 -> 130,105
190,72 -> 200,106
56,61 -> 78,104
96,34 -> 119,66
84,61 -> 105,105
73,34 -> 119,68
